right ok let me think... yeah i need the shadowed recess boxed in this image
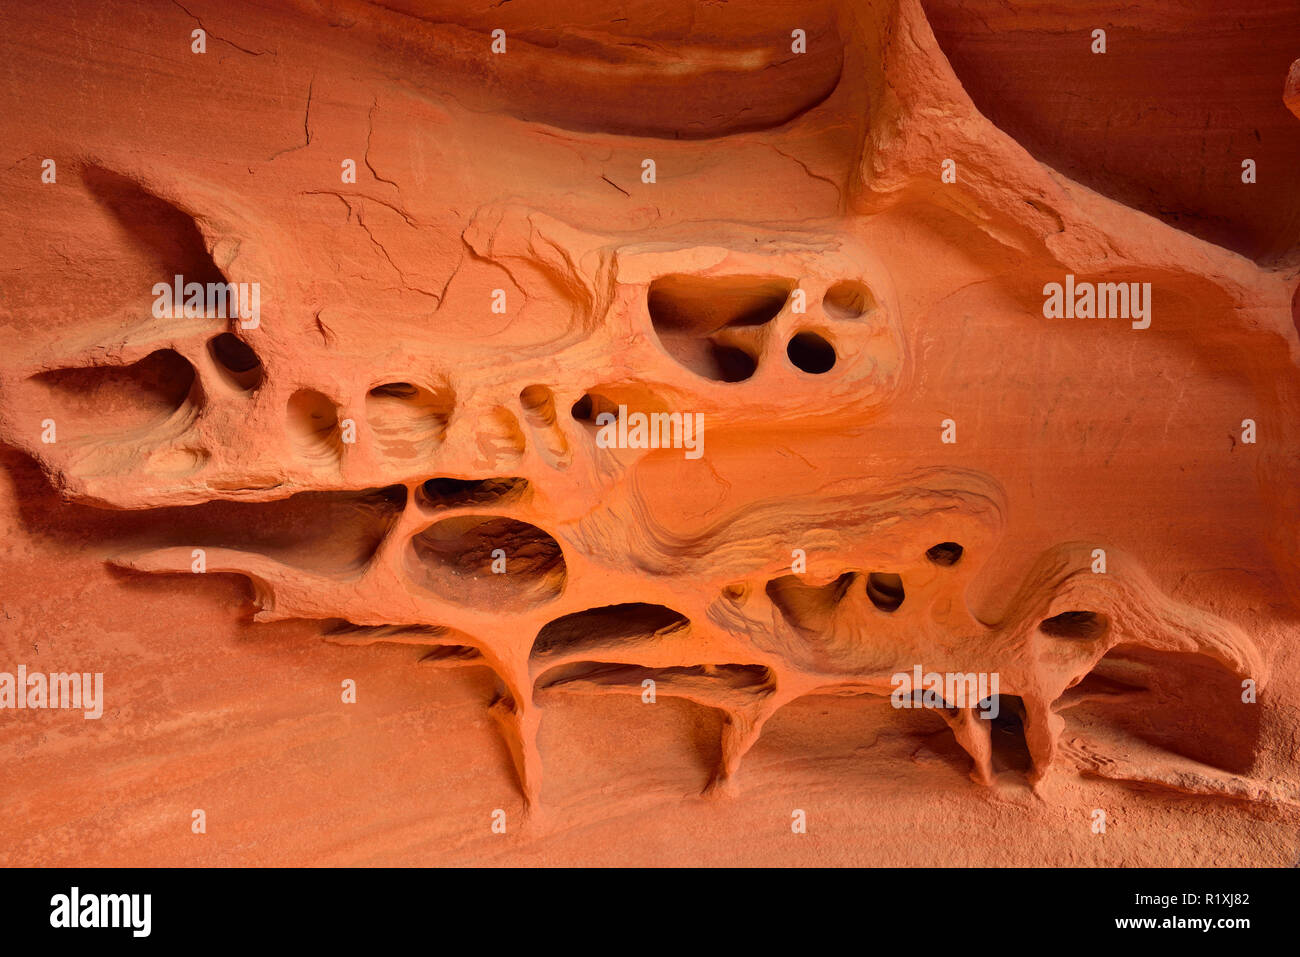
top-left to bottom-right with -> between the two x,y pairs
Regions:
81,165 -> 227,290
420,644 -> 483,665
536,661 -> 771,696
407,515 -> 565,611
865,572 -> 905,612
1040,610 -> 1108,640
925,542 -> 964,566
320,619 -> 484,667
988,694 -> 1033,774
647,274 -> 793,382
766,572 -> 857,632
321,619 -> 448,644
532,603 -> 689,659
111,486 -> 407,574
648,275 -> 794,333
569,385 -> 673,428
786,331 -> 836,374
1063,644 -> 1261,776
416,476 -> 529,509
207,333 -> 264,392
30,350 -> 198,439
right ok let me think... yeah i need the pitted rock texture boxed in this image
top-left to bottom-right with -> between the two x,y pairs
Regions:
1,0 -> 1299,865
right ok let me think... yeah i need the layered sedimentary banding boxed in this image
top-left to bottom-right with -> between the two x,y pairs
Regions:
1,0 -> 1296,829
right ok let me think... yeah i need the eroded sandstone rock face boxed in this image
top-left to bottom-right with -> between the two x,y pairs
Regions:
1,0 -> 1298,865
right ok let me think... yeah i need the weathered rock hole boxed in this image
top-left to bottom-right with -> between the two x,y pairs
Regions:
207,333 -> 263,392
520,385 -> 554,416
987,695 -> 1033,773
532,603 -> 689,659
865,572 -> 905,612
1040,610 -> 1108,640
518,384 -> 571,465
786,331 -> 836,374
31,349 -> 198,438
416,476 -> 529,509
369,382 -> 417,399
823,280 -> 875,319
648,274 -> 793,331
570,394 -> 595,422
925,542 -> 964,566
709,343 -> 758,382
286,388 -> 342,465
647,274 -> 791,382
569,388 -> 674,429
766,572 -> 856,631
407,515 -> 565,611
536,661 -> 770,695
366,381 -> 454,459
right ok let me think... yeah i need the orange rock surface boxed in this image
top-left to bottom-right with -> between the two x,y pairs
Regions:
1,0 -> 1298,866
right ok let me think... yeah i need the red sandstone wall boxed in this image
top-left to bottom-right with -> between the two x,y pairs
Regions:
0,0 -> 1297,866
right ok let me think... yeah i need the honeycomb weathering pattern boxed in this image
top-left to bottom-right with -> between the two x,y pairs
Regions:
1,0 -> 1299,865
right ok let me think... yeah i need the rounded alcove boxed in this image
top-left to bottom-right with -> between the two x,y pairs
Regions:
406,515 -> 565,611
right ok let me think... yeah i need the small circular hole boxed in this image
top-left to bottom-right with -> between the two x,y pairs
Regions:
570,394 -> 594,422
787,332 -> 836,374
925,542 -> 964,566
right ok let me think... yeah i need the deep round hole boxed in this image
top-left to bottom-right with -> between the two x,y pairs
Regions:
711,343 -> 758,382
823,280 -> 875,319
1039,610 -> 1108,640
786,332 -> 836,374
925,542 -> 964,566
865,572 -> 904,612
207,333 -> 263,392
570,394 -> 594,422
